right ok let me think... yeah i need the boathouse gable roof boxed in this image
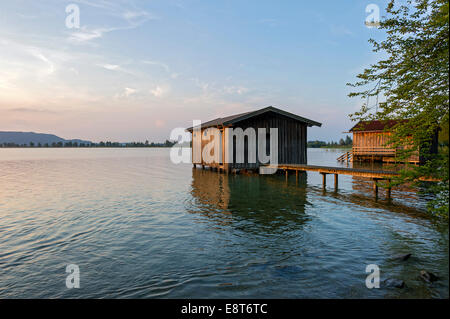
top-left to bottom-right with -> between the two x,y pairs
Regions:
186,106 -> 322,132
349,119 -> 409,133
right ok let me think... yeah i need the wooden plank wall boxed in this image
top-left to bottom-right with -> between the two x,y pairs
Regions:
192,130 -> 202,163
353,131 -> 424,163
228,112 -> 308,170
353,132 -> 391,149
200,128 -> 222,166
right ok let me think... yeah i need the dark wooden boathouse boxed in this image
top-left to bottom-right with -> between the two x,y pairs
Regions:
186,106 -> 321,172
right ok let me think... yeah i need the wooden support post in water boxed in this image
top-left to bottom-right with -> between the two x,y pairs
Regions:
387,179 -> 392,199
334,174 -> 338,191
295,170 -> 299,182
373,179 -> 379,198
321,172 -> 327,188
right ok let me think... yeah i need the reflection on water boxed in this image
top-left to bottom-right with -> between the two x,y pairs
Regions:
0,148 -> 448,298
190,169 -> 310,233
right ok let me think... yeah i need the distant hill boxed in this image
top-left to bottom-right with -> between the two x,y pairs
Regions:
0,131 -> 92,146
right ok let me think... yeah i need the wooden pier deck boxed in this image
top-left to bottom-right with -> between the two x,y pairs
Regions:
264,164 -> 401,199
196,163 -> 438,199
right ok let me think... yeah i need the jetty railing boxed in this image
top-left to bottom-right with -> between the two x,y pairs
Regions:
337,150 -> 353,162
352,146 -> 397,155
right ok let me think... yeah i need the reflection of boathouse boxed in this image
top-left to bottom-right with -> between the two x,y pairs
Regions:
189,169 -> 309,231
190,168 -> 425,220
186,106 -> 321,172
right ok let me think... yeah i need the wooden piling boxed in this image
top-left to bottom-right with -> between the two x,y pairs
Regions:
386,179 -> 392,199
373,179 -> 379,197
321,173 -> 327,188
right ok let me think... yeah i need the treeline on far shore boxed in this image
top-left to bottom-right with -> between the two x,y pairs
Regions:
0,140 -> 177,148
307,136 -> 352,148
2,138 -> 352,148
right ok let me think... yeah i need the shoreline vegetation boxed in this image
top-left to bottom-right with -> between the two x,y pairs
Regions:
347,0 -> 448,218
307,136 -> 352,148
0,140 -> 177,148
1,139 -> 353,149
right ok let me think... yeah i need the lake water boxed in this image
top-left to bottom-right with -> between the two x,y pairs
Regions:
0,148 -> 448,298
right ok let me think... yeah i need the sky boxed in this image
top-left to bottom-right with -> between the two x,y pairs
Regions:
0,0 -> 390,143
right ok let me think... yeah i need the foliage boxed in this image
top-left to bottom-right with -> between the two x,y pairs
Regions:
0,140 -> 177,148
308,136 -> 352,148
348,0 -> 449,218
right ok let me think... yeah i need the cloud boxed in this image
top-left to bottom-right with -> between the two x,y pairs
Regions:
69,67 -> 79,75
29,50 -> 55,75
115,87 -> 137,98
123,10 -> 154,21
143,60 -> 181,81
150,85 -> 169,97
330,25 -> 354,37
66,3 -> 157,44
100,63 -> 120,71
143,60 -> 170,73
155,119 -> 165,128
17,13 -> 38,19
124,87 -> 137,96
192,78 -> 210,93
68,27 -> 115,43
7,107 -> 58,114
259,18 -> 278,27
190,78 -> 250,97
97,63 -> 137,76
72,0 -> 116,10
223,86 -> 249,95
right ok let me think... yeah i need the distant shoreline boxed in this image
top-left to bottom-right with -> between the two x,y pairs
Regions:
0,141 -> 177,148
311,146 -> 352,149
0,146 -> 351,149
0,145 -> 175,149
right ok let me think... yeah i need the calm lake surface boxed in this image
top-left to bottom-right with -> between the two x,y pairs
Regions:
0,148 -> 448,298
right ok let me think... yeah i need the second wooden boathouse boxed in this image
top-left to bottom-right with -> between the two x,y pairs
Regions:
338,120 -> 439,164
186,106 -> 321,172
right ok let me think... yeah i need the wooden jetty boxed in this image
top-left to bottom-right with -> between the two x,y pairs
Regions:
263,163 -> 399,199
260,163 -> 439,198
196,162 -> 438,199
